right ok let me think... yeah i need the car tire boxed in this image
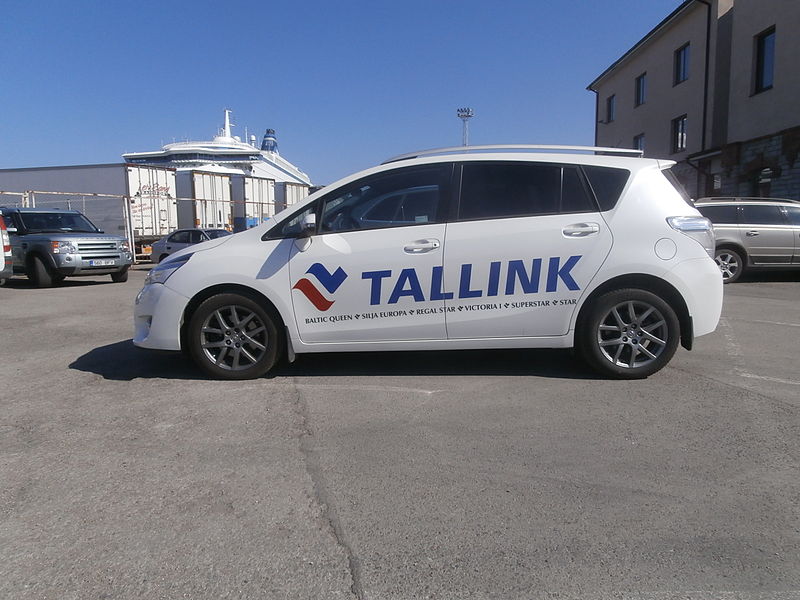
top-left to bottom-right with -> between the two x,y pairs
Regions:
715,247 -> 744,283
187,293 -> 281,380
578,288 -> 680,379
27,255 -> 54,288
111,268 -> 129,283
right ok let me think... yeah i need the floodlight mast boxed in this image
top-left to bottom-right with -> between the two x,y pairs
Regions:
457,107 -> 474,146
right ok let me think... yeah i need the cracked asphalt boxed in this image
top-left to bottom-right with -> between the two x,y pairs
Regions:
1,268 -> 799,599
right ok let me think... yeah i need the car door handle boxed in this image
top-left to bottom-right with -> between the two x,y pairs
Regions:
404,239 -> 441,254
745,230 -> 760,237
562,223 -> 600,237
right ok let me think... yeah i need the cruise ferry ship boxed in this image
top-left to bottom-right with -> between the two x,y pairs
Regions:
123,109 -> 312,186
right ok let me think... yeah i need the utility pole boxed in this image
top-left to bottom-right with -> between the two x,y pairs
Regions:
457,107 -> 474,146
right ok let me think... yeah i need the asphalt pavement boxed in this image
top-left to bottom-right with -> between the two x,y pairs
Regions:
1,268 -> 799,599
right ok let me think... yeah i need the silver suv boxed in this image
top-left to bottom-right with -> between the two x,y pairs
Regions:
694,197 -> 800,283
0,207 -> 133,287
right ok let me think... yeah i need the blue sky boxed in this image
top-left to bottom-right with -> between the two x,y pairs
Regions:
1,0 -> 680,185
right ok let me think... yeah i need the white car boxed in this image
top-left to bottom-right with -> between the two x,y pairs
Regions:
134,145 -> 722,380
150,228 -> 232,263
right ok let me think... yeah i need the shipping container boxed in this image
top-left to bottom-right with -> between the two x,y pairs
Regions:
275,182 -> 309,213
125,166 -> 178,241
176,170 -> 233,230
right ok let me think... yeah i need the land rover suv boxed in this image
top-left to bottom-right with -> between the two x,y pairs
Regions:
0,207 -> 133,287
694,197 -> 800,283
134,145 -> 722,380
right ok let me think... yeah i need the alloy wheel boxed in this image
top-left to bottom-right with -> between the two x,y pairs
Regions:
596,300 -> 669,369
200,304 -> 269,371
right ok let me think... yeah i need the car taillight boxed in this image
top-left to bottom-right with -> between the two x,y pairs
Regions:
0,216 -> 10,253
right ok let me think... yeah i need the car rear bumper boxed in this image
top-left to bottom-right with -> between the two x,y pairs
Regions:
665,257 -> 723,338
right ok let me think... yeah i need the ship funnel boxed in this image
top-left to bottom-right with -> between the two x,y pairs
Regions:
261,129 -> 278,153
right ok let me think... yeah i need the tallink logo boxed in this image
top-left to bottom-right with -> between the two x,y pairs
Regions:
293,263 -> 348,311
293,256 -> 582,312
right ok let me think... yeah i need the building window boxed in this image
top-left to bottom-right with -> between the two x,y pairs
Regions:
754,26 -> 775,93
674,43 -> 690,85
606,95 -> 616,122
635,73 -> 647,106
671,115 -> 687,153
633,133 -> 645,152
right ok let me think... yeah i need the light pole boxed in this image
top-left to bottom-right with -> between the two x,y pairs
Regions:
457,107 -> 474,146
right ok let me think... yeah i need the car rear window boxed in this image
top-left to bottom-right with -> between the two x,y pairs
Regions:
696,205 -> 738,224
457,163 -> 596,220
581,166 -> 630,211
740,204 -> 785,225
785,206 -> 800,225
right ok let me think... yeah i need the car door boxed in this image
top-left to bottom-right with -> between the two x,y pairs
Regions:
165,230 -> 192,255
783,206 -> 800,263
738,204 -> 793,265
287,164 -> 453,344
442,162 -> 613,339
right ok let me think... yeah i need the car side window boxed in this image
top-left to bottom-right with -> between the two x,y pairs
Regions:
783,206 -> 800,225
457,162 -> 595,221
740,205 -> 785,225
320,166 -> 449,234
170,231 -> 190,244
696,205 -> 739,224
189,230 -> 204,243
582,166 -> 630,211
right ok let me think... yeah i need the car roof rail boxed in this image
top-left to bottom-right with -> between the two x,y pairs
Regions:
695,196 -> 800,205
382,144 -> 644,164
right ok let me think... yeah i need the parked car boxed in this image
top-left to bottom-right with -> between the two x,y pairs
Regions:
151,228 -> 232,263
134,145 -> 722,380
0,214 -> 12,285
0,207 -> 132,287
694,197 -> 800,283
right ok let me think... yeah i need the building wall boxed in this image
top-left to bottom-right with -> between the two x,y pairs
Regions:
592,2 -> 713,160
590,0 -> 798,200
727,0 -> 800,143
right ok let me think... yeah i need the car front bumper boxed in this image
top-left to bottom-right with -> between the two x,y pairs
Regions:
133,283 -> 189,351
53,252 -> 132,274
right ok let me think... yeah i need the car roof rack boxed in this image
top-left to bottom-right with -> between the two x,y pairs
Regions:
382,144 -> 644,164
695,196 -> 800,205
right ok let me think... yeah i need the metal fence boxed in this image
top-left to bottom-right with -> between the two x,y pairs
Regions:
1,188 -> 304,262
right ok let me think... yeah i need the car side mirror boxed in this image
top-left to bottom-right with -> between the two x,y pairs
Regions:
299,214 -> 316,238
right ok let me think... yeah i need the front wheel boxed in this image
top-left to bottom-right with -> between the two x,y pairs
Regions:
111,268 -> 129,283
578,289 -> 680,379
715,248 -> 744,283
187,293 -> 281,380
27,256 -> 54,288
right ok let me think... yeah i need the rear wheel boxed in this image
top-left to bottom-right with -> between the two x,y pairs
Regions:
578,288 -> 680,379
27,256 -> 54,288
187,293 -> 281,380
715,247 -> 744,283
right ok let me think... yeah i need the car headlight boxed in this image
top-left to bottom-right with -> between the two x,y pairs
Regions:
51,240 -> 77,254
667,216 -> 715,259
119,240 -> 131,252
144,253 -> 193,285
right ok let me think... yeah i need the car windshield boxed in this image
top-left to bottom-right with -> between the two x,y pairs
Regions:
19,212 -> 99,233
204,229 -> 232,239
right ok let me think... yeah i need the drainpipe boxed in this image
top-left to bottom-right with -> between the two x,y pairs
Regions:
695,0 -> 712,152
